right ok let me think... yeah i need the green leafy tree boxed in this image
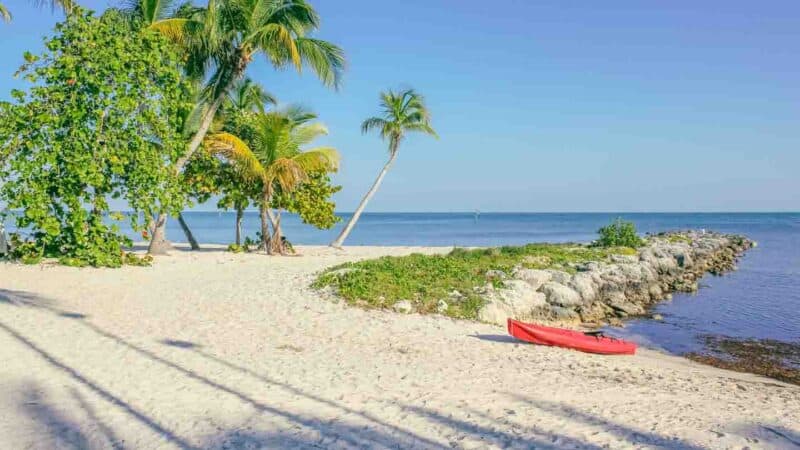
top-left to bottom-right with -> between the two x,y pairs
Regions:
206,106 -> 339,254
273,172 -> 341,231
144,0 -> 345,255
0,9 -> 190,266
331,88 -> 437,248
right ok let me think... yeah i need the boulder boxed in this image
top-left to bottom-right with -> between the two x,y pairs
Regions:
485,269 -> 507,280
392,300 -> 414,314
477,280 -> 547,325
609,301 -> 644,316
546,270 -> 572,285
477,301 -> 512,325
569,273 -> 598,303
511,268 -> 552,290
436,299 -> 449,314
541,282 -> 583,307
498,280 -> 547,314
550,306 -> 580,320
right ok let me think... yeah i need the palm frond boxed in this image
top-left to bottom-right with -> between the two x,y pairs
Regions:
31,0 -> 75,15
148,17 -> 190,42
363,87 -> 437,151
292,122 -> 328,146
361,117 -> 387,135
253,22 -> 302,70
0,3 -> 10,22
205,132 -> 266,180
264,157 -> 308,193
292,147 -> 340,172
295,38 -> 345,89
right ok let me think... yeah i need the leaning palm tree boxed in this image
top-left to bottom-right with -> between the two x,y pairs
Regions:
206,107 -> 339,254
146,0 -> 344,255
330,89 -> 437,248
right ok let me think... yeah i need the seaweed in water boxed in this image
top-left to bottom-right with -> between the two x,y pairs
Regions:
686,335 -> 800,385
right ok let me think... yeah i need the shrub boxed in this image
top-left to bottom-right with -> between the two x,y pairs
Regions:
0,9 -> 190,267
594,218 -> 645,248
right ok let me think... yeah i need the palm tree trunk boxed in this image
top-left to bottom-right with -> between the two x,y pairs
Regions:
259,191 -> 271,253
269,210 -> 283,255
177,213 -> 199,250
147,214 -> 172,255
235,207 -> 244,246
147,86 -> 231,256
331,151 -> 398,248
0,219 -> 8,255
266,208 -> 278,233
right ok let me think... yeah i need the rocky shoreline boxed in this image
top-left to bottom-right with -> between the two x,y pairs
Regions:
476,231 -> 754,327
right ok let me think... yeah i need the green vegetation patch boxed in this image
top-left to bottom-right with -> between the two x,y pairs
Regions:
313,244 -> 638,319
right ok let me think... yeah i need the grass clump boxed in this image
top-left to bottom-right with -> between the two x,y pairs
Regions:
667,234 -> 693,244
313,243 -> 638,319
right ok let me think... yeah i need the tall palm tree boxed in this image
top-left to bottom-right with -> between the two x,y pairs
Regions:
0,0 -> 76,22
330,89 -> 437,248
206,106 -> 338,254
218,77 -> 275,244
147,0 -> 344,255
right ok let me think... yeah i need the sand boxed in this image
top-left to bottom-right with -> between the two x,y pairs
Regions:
0,245 -> 798,449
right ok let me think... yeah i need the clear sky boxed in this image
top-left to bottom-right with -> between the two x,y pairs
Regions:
1,0 -> 798,212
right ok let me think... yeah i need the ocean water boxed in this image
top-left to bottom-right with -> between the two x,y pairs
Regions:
7,212 -> 800,353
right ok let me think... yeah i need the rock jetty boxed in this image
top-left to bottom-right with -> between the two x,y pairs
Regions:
477,231 -> 753,326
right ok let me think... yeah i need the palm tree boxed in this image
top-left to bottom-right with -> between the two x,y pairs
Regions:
0,0 -> 76,22
219,77 -> 275,244
224,77 -> 276,114
330,89 -> 437,248
146,0 -> 344,255
206,106 -> 338,254
120,0 -> 192,38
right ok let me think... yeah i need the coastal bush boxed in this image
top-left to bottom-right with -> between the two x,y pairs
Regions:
0,10 -> 190,267
594,219 -> 645,248
313,244 -> 638,319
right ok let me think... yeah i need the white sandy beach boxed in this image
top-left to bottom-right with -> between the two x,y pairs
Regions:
0,245 -> 798,449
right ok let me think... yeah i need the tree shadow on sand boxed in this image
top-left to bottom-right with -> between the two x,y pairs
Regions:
1,287 -> 792,449
507,393 -> 709,450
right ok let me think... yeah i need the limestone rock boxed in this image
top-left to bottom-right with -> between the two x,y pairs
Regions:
541,282 -> 583,307
546,270 -> 572,285
477,301 -> 512,325
511,268 -> 552,290
477,280 -> 547,325
550,306 -> 580,320
392,300 -> 414,314
485,269 -> 507,280
569,273 -> 598,303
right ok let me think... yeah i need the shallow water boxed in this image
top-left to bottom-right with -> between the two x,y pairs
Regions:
6,211 -> 800,353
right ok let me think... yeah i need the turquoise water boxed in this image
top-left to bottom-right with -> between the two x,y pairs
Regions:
7,212 -> 800,353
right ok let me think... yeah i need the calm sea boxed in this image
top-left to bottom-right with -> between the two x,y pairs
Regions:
8,212 -> 800,353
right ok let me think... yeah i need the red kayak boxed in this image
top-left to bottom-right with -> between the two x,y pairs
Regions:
507,319 -> 637,355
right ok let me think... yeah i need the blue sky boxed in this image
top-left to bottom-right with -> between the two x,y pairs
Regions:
1,0 -> 798,212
